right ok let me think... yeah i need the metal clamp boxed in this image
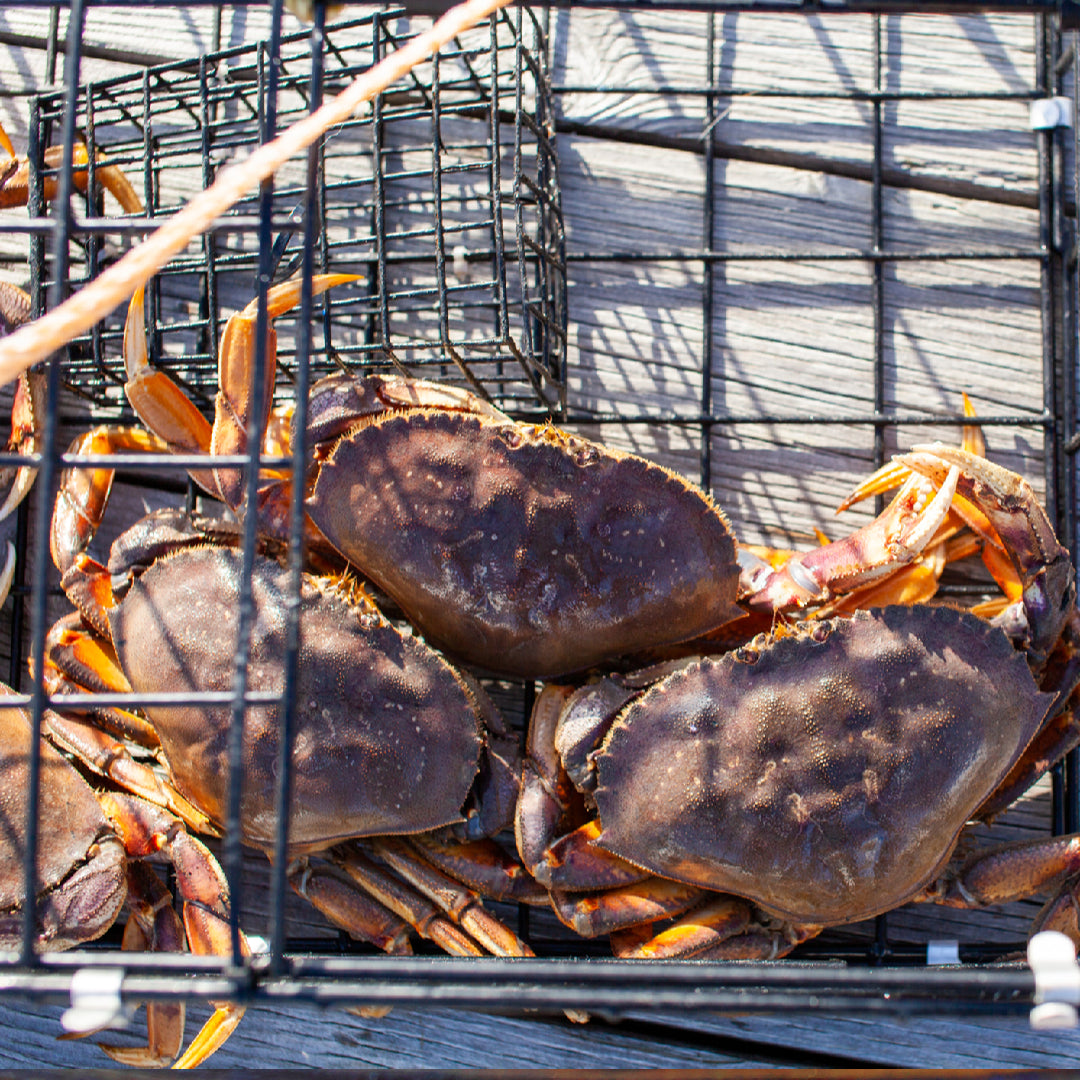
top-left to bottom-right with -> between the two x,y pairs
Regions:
60,967 -> 132,1035
1028,931 -> 1080,1030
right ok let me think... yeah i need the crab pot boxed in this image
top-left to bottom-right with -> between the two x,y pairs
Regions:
0,0 -> 1078,1069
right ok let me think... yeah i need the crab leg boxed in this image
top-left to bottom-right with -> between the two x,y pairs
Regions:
367,836 -> 535,958
898,444 -> 1076,666
42,707 -> 216,836
0,281 -> 41,524
0,121 -> 141,215
742,465 -> 960,613
0,368 -> 45,524
97,791 -> 246,1069
409,835 -> 550,906
326,844 -> 490,957
290,858 -> 414,954
0,138 -> 144,215
123,274 -> 360,515
919,832 -> 1080,918
51,425 -> 171,576
94,862 -> 186,1067
836,392 -> 987,513
550,877 -> 707,938
609,895 -> 755,959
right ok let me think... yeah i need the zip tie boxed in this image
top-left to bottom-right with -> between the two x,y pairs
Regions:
60,966 -> 132,1035
1030,97 -> 1073,130
1028,930 -> 1080,1030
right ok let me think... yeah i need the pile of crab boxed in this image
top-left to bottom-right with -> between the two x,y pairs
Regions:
2,139 -> 1080,1069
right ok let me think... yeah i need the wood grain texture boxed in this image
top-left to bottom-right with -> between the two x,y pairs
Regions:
0,2 -> 1075,1069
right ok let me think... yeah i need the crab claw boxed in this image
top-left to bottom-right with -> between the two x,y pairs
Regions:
743,464 -> 960,613
836,394 -> 986,513
897,444 -> 1075,668
0,369 -> 45,523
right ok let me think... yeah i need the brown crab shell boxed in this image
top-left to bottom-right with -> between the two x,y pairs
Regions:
306,409 -> 742,678
0,700 -> 126,950
108,547 -> 485,854
592,606 -> 1056,926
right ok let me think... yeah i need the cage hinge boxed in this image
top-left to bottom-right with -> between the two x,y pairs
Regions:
60,966 -> 132,1035
1030,96 -> 1073,130
1028,931 -> 1080,1030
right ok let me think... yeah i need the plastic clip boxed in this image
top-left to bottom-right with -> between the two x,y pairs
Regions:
1030,97 -> 1073,130
1028,930 -> 1080,1030
926,940 -> 960,966
60,966 -> 132,1035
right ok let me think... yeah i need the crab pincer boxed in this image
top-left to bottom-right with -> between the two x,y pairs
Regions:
897,443 -> 1076,668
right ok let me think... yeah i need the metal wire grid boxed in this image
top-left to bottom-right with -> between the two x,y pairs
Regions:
0,0 -> 1076,1032
8,3 -> 564,416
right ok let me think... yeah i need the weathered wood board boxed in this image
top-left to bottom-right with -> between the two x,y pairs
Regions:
0,1 -> 1077,1069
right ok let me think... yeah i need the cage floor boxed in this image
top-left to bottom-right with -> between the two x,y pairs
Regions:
1,2 -> 1079,1069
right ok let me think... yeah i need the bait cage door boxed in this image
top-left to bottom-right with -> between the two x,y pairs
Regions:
0,0 -> 1077,1062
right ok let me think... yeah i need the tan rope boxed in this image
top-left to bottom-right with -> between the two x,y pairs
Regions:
0,0 -> 516,386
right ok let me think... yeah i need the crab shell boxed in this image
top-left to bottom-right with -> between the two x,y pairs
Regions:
591,605 -> 1056,926
0,700 -> 126,950
306,409 -> 741,678
108,547 -> 486,854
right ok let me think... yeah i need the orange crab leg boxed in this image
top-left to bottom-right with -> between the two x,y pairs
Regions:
122,287 -> 215,499
98,791 -> 246,1069
812,545 -> 946,616
291,859 -> 414,954
123,274 -> 361,515
92,863 -> 186,1068
836,393 -> 987,513
327,845 -> 488,957
0,135 -> 144,214
0,368 -> 46,524
610,895 -> 756,960
51,425 -> 171,575
409,835 -> 551,906
550,877 -> 706,938
209,272 -> 361,510
367,836 -> 535,958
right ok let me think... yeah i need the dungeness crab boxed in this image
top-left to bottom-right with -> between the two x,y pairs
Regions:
82,277 -> 965,679
41,494 -> 540,1066
515,444 -> 1080,959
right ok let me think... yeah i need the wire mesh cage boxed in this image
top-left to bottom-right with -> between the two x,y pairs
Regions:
8,3 -> 564,415
0,0 -> 1079,1068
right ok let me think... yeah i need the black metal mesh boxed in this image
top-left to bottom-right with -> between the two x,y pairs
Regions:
18,4 -> 564,416
0,0 -> 1077,1044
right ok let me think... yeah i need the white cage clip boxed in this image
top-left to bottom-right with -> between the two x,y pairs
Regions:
60,966 -> 132,1035
1030,97 -> 1073,130
1028,930 -> 1080,1030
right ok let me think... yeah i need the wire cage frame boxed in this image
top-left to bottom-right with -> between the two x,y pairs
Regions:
12,4 -> 565,416
0,0 -> 1078,1063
